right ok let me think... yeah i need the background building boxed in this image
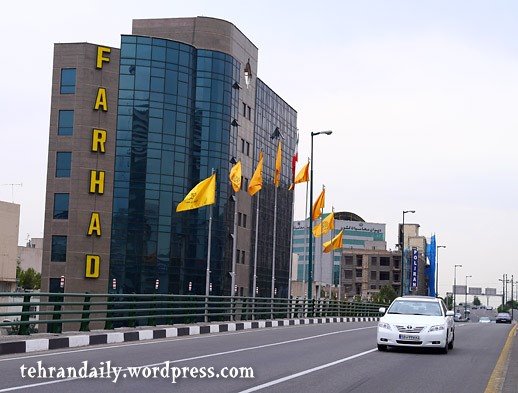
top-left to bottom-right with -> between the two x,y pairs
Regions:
0,201 -> 20,293
42,17 -> 297,298
341,248 -> 401,299
17,238 -> 43,273
291,212 -> 386,298
401,223 -> 429,296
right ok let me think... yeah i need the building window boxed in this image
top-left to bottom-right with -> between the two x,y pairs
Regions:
356,255 -> 363,267
393,257 -> 400,268
241,177 -> 249,191
344,270 -> 352,279
241,250 -> 246,264
344,256 -> 353,265
246,142 -> 250,156
56,152 -> 72,177
242,213 -> 247,228
380,257 -> 390,266
58,110 -> 74,135
370,285 -> 377,290
355,269 -> 362,278
380,271 -> 390,281
51,235 -> 67,262
370,271 -> 377,280
247,105 -> 251,120
242,102 -> 247,117
238,212 -> 242,226
370,257 -> 377,266
49,278 -> 64,293
60,68 -> 76,94
241,138 -> 245,154
393,273 -> 400,282
53,193 -> 69,219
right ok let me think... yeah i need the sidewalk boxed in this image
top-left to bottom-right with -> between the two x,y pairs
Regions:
502,324 -> 518,393
0,316 -> 378,356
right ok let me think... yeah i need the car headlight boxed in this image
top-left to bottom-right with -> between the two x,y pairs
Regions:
378,322 -> 391,330
429,325 -> 445,332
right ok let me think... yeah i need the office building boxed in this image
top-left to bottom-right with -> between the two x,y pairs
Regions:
42,17 -> 297,298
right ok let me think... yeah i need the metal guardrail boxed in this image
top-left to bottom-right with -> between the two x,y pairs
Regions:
0,292 -> 386,335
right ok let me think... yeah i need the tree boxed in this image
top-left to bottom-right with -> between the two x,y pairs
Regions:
473,296 -> 481,306
17,267 -> 41,290
372,285 -> 398,305
444,294 -> 453,310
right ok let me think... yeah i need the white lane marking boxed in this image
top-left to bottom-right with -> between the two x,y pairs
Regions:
239,348 -> 378,393
0,322 -> 376,363
0,326 -> 376,392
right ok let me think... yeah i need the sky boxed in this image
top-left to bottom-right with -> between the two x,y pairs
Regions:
1,0 -> 517,298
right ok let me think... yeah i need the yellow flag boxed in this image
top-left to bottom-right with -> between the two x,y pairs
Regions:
323,230 -> 343,253
311,188 -> 325,220
176,173 -> 216,212
289,161 -> 309,190
248,151 -> 263,196
312,212 -> 335,237
274,141 -> 282,187
229,161 -> 242,192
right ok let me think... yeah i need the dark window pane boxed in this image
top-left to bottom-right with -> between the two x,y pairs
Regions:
53,193 -> 69,219
60,68 -> 76,94
51,235 -> 67,262
58,110 -> 74,135
56,152 -> 72,177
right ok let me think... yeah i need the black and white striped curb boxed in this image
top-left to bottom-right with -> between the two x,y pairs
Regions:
0,316 -> 379,356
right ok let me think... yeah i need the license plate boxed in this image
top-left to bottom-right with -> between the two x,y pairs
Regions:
399,334 -> 420,340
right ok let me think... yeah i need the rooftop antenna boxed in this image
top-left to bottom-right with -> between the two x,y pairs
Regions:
1,183 -> 23,203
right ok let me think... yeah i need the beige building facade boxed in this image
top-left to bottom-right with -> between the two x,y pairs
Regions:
0,201 -> 19,292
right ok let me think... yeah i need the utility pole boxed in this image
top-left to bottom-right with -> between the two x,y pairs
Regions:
511,275 -> 514,320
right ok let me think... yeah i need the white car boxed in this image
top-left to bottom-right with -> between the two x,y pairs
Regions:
377,296 -> 455,354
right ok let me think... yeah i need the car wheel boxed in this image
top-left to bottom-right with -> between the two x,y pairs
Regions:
448,332 -> 454,350
377,344 -> 388,352
441,334 -> 449,354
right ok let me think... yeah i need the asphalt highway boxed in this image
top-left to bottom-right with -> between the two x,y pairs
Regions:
0,321 -> 513,393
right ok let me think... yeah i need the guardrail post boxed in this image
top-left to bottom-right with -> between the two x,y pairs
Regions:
148,295 -> 157,326
49,294 -> 63,334
104,295 -> 114,330
79,293 -> 91,332
127,295 -> 136,328
17,294 -> 32,335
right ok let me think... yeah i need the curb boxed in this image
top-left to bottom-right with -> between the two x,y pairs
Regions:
0,316 -> 378,356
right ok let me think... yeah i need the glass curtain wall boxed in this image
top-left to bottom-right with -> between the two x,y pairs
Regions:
110,35 -> 239,295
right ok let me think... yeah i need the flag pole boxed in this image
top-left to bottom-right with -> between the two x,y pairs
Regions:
252,194 -> 260,299
318,185 -> 325,300
230,186 -> 239,318
271,185 -> 278,299
205,168 -> 215,323
230,191 -> 238,298
302,159 -> 309,298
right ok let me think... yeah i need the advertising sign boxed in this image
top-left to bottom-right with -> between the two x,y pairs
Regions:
411,248 -> 418,289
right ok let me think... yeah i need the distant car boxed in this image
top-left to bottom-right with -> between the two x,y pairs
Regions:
377,296 -> 455,354
479,317 -> 491,323
496,313 -> 512,324
487,306 -> 494,310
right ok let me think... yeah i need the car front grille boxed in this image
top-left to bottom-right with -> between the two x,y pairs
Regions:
396,325 -> 424,333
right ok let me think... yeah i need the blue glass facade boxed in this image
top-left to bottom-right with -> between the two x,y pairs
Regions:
252,80 -> 297,297
110,35 -> 239,294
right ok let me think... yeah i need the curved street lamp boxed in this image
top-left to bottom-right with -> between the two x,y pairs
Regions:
307,130 -> 333,300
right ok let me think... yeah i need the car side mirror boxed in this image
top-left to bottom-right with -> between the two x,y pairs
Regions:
379,307 -> 386,314
446,311 -> 454,316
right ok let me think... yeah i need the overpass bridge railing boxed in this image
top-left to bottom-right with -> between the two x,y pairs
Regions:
0,292 -> 386,335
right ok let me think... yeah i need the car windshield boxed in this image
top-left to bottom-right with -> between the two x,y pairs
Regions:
387,300 -> 443,316
497,313 -> 510,317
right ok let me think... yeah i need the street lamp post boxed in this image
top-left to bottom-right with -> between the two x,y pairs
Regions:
465,275 -> 472,319
436,245 -> 446,297
308,130 -> 332,300
400,210 -> 415,297
453,264 -> 462,312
